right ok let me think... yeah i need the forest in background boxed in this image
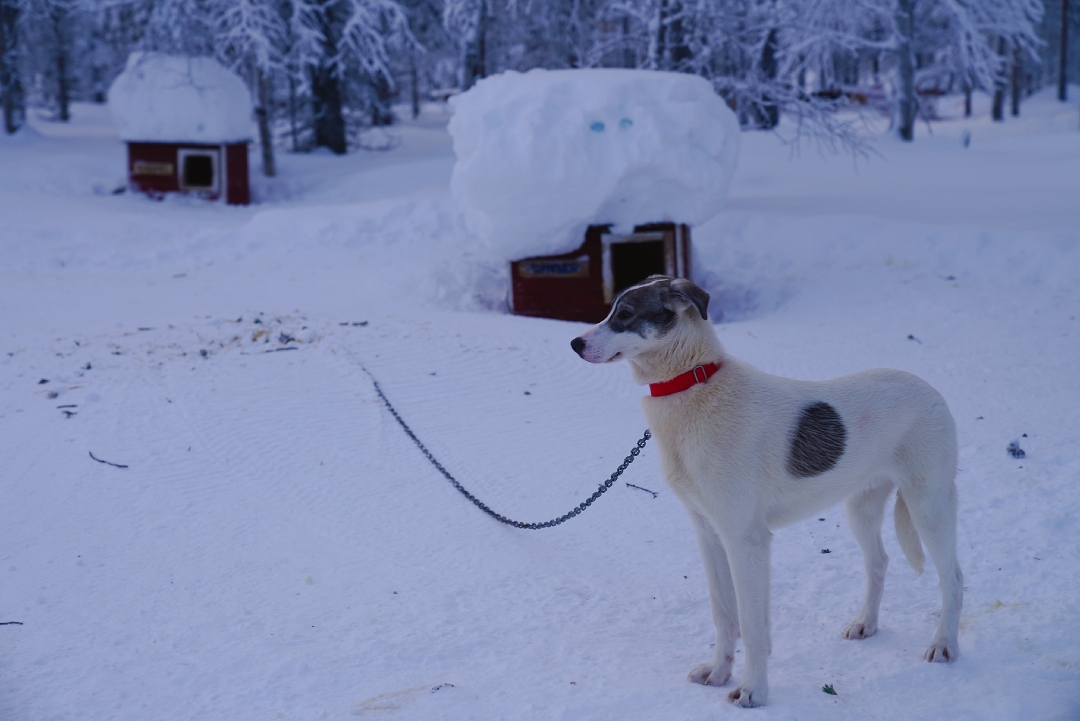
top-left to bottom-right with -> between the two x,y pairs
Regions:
0,0 -> 1076,166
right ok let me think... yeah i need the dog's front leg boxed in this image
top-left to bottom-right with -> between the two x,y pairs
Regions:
722,524 -> 772,708
687,513 -> 739,688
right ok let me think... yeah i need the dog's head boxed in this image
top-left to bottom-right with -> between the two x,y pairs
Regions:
571,276 -> 710,364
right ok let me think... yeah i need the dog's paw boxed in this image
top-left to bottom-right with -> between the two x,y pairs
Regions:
688,659 -> 732,687
924,639 -> 959,663
727,682 -> 767,708
842,619 -> 878,640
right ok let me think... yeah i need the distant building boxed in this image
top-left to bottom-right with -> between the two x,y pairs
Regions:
108,53 -> 253,205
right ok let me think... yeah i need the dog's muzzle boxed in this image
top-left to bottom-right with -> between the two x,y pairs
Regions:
571,336 -> 586,357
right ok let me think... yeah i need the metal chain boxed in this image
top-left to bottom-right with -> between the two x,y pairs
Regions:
362,365 -> 650,530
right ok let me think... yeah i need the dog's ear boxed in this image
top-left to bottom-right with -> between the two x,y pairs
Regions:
668,278 -> 710,321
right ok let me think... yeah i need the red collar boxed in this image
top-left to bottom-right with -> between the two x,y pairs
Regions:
649,362 -> 720,397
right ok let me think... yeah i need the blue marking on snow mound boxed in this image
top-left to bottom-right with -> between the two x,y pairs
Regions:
589,121 -> 605,132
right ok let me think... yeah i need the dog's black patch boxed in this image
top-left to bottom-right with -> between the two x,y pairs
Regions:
787,402 -> 846,478
608,278 -> 678,337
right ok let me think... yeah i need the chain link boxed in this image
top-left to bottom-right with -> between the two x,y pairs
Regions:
362,366 -> 650,530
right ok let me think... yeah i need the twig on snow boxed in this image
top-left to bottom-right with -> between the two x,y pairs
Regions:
89,452 -> 128,469
626,483 -> 658,498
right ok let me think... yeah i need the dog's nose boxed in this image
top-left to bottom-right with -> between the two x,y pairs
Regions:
571,337 -> 586,356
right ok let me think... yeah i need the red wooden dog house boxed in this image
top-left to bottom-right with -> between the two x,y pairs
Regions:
109,54 -> 253,205
126,141 -> 250,205
510,222 -> 691,323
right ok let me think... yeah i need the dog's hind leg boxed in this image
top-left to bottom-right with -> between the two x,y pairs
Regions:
842,481 -> 894,640
903,479 -> 963,662
687,513 -> 739,688
897,426 -> 963,662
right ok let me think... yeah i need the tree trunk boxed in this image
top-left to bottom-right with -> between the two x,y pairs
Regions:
964,84 -> 972,117
256,68 -> 276,177
51,4 -> 69,122
476,1 -> 486,82
0,0 -> 25,134
992,37 -> 1007,121
463,0 -> 487,90
655,0 -> 668,70
1060,0 -> 1069,101
668,2 -> 690,71
56,51 -> 69,121
311,0 -> 347,154
754,28 -> 780,129
287,73 -> 300,152
370,73 -> 394,126
311,64 -> 346,154
1011,48 -> 1021,117
409,47 -> 419,120
896,0 -> 917,141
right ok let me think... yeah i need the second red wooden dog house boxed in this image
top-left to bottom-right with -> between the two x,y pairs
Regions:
125,141 -> 250,205
510,222 -> 691,323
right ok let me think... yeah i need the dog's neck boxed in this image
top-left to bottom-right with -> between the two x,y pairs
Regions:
627,314 -> 726,386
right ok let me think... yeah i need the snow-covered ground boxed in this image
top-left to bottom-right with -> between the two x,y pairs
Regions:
1,91 -> 1078,721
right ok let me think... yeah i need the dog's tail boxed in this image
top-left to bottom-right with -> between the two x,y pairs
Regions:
894,490 -> 925,575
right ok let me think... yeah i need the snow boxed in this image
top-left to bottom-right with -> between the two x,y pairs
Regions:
107,53 -> 255,143
2,92 -> 1080,721
448,68 -> 740,259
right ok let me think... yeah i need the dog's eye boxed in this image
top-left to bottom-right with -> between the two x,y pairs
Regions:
616,308 -> 634,321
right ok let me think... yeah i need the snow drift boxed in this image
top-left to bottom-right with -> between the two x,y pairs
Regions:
108,53 -> 254,143
448,68 -> 740,260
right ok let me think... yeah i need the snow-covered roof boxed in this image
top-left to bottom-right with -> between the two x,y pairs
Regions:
108,53 -> 254,143
448,68 -> 740,260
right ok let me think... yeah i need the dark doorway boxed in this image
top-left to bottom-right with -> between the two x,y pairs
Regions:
182,154 -> 214,189
611,239 -> 665,295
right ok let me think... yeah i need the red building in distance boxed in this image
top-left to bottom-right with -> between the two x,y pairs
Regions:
108,54 -> 252,205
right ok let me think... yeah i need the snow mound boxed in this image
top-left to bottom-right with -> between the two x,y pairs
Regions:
108,53 -> 254,143
448,68 -> 740,260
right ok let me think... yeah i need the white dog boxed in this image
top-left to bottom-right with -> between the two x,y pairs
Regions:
571,276 -> 962,708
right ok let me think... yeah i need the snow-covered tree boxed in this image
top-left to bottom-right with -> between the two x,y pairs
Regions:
272,0 -> 321,150
589,0 -> 1043,146
0,0 -> 1058,150
116,0 -> 414,154
279,0 -> 414,153
212,0 -> 286,174
19,0 -> 81,122
442,0 -> 485,88
1038,0 -> 1079,101
895,0 -> 1043,131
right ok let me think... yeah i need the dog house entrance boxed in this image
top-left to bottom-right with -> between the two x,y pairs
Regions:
178,149 -> 219,192
601,225 -> 688,304
608,237 -> 664,297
